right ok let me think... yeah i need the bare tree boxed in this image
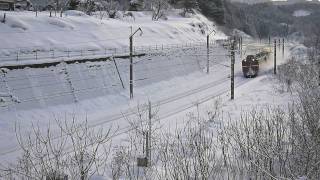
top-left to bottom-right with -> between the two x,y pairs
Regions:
58,117 -> 114,180
1,116 -> 115,180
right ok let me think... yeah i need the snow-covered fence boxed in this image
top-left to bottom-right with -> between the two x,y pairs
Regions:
0,41 -> 216,64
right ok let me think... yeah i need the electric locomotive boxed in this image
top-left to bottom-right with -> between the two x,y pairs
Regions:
242,50 -> 270,78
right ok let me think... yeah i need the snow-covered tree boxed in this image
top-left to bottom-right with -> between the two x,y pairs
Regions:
95,0 -> 120,19
151,0 -> 169,20
79,0 -> 96,15
2,117 -> 115,180
105,0 -> 120,18
129,0 -> 145,11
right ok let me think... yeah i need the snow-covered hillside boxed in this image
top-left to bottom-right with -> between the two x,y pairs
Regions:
0,10 -> 226,64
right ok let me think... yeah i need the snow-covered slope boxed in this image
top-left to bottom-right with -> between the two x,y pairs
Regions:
0,10 -> 226,64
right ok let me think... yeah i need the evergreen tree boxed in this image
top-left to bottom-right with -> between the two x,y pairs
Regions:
198,0 -> 225,24
182,0 -> 199,12
129,0 -> 145,11
175,0 -> 198,16
68,0 -> 80,10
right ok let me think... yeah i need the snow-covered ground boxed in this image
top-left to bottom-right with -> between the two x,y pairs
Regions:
293,9 -> 312,17
0,9 -> 307,179
0,39 -> 296,163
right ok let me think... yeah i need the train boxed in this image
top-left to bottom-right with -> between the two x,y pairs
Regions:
242,50 -> 270,78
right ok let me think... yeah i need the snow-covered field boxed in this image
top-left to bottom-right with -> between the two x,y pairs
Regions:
0,9 -> 306,179
293,9 -> 312,17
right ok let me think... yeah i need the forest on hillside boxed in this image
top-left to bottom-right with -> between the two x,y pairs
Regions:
29,0 -> 320,48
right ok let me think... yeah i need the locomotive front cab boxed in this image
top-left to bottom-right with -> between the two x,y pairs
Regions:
242,55 -> 259,78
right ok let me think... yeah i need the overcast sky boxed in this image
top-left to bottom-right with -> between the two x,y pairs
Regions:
231,0 -> 320,3
271,0 -> 320,1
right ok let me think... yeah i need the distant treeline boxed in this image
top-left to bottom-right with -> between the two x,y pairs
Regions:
221,1 -> 320,47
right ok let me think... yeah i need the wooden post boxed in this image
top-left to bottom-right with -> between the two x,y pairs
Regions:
274,40 -> 277,75
130,36 -> 133,99
231,37 -> 235,100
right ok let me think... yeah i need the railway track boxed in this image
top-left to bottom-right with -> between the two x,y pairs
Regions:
0,76 -> 238,157
106,77 -> 250,140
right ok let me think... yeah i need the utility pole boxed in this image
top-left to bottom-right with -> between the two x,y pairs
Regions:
240,36 -> 243,59
269,36 -> 271,45
274,39 -> 277,75
318,56 -> 320,86
207,30 -> 216,74
240,37 -> 243,51
231,37 -> 235,100
148,101 -> 152,166
207,35 -> 210,74
282,38 -> 285,58
129,27 -> 143,99
130,35 -> 133,99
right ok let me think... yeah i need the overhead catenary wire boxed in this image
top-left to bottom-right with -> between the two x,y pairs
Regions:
0,43 -> 221,79
0,76 -> 242,157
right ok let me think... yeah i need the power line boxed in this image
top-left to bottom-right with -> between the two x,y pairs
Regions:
0,76 -> 232,156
